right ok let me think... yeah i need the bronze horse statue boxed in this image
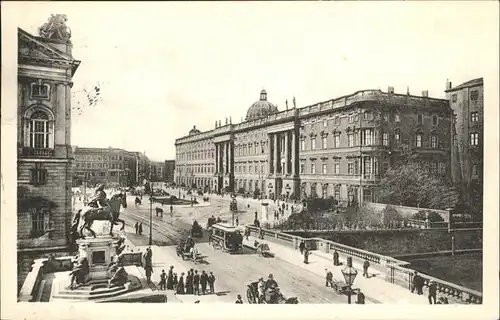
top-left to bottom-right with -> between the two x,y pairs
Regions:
79,193 -> 127,238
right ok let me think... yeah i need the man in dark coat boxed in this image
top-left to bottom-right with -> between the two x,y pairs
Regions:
235,294 -> 243,304
193,270 -> 200,295
299,241 -> 305,254
176,273 -> 185,294
333,250 -> 340,266
186,271 -> 193,294
166,266 -> 174,290
200,270 -> 208,295
428,280 -> 437,304
325,269 -> 333,287
208,272 -> 216,294
134,222 -> 139,235
362,259 -> 370,277
159,269 -> 167,290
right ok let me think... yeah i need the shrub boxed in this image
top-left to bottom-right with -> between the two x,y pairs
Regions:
382,205 -> 403,226
412,210 -> 444,222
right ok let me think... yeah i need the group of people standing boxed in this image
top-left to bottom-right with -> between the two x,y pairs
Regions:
158,266 -> 216,296
134,222 -> 144,235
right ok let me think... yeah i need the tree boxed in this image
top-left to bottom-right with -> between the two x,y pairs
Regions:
412,210 -> 445,223
378,153 -> 459,210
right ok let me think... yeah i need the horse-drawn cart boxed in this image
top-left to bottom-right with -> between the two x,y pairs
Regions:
176,242 -> 201,263
246,282 -> 298,304
256,243 -> 273,257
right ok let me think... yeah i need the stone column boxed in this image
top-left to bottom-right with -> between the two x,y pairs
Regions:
55,83 -> 66,146
292,130 -> 296,176
215,144 -> 219,173
228,141 -> 232,173
274,133 -> 279,174
267,135 -> 272,174
284,131 -> 289,175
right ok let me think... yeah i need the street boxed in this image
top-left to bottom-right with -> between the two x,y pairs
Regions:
117,191 -> 346,303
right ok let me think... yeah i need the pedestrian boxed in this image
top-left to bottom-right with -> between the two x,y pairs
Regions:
208,272 -> 216,294
134,222 -> 139,234
363,259 -> 370,277
333,249 -> 340,266
325,269 -> 333,287
428,280 -> 437,304
138,222 -> 143,235
200,270 -> 208,295
167,266 -> 174,290
170,205 -> 173,216
236,217 -> 239,226
177,273 -> 185,295
159,269 -> 167,290
145,264 -> 153,283
235,294 -> 243,304
412,271 -> 424,295
303,248 -> 310,264
299,241 -> 305,255
193,270 -> 200,295
186,270 -> 193,294
173,273 -> 178,291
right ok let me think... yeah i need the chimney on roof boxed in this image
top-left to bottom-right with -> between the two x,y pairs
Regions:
422,90 -> 429,97
388,86 -> 394,94
446,80 -> 452,90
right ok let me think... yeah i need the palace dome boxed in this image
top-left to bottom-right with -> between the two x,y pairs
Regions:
245,90 -> 278,121
189,125 -> 201,135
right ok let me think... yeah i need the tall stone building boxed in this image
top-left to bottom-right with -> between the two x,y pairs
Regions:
175,88 -> 452,202
445,78 -> 484,211
17,17 -> 80,291
72,147 -> 138,187
165,160 -> 175,182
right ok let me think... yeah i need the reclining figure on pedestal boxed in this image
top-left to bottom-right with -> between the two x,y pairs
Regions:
107,263 -> 129,288
68,256 -> 89,290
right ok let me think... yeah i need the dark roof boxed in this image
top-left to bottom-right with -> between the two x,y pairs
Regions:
446,78 -> 483,92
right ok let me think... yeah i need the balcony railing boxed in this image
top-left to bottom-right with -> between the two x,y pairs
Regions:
21,147 -> 54,158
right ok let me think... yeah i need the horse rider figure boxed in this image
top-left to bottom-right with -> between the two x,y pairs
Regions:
88,183 -> 109,213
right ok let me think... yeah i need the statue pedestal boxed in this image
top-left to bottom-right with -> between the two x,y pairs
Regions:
261,203 -> 269,222
76,235 -> 116,281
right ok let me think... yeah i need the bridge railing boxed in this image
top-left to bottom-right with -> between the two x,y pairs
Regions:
245,224 -> 483,304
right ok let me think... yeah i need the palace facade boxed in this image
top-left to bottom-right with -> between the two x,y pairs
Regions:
17,24 -> 80,290
175,88 -> 452,202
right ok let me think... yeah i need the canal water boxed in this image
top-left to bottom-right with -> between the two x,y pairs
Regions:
405,252 -> 482,292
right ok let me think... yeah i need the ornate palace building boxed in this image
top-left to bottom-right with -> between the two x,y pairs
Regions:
17,18 -> 80,290
175,88 -> 452,202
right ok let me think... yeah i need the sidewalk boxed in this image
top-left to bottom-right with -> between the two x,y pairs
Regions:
133,245 -> 232,303
245,236 -> 430,304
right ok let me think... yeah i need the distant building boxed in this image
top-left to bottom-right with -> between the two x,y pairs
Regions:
445,78 -> 483,209
165,160 -> 175,182
150,161 -> 165,181
174,88 -> 452,202
17,24 -> 80,291
72,147 -> 138,187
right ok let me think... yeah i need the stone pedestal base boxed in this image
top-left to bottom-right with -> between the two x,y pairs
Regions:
76,235 -> 116,269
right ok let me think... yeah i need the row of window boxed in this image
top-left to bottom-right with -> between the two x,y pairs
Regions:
300,129 -> 442,150
76,162 -> 129,169
76,155 -> 125,161
451,90 -> 480,102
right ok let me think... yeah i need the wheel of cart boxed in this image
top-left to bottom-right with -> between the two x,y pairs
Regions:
246,282 -> 259,304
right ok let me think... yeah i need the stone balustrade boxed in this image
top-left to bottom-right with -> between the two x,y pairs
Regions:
245,224 -> 483,304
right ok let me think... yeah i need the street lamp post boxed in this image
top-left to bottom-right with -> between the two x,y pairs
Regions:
149,179 -> 153,246
341,256 -> 358,304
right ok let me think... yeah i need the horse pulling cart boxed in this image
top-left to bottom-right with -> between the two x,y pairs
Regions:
245,282 -> 298,304
176,242 -> 201,263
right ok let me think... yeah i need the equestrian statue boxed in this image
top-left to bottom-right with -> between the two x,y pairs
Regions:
79,184 -> 127,238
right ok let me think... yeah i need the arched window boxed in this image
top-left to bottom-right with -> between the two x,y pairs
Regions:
29,110 -> 50,149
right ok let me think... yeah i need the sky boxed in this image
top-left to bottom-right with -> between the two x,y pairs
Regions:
10,2 -> 499,161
